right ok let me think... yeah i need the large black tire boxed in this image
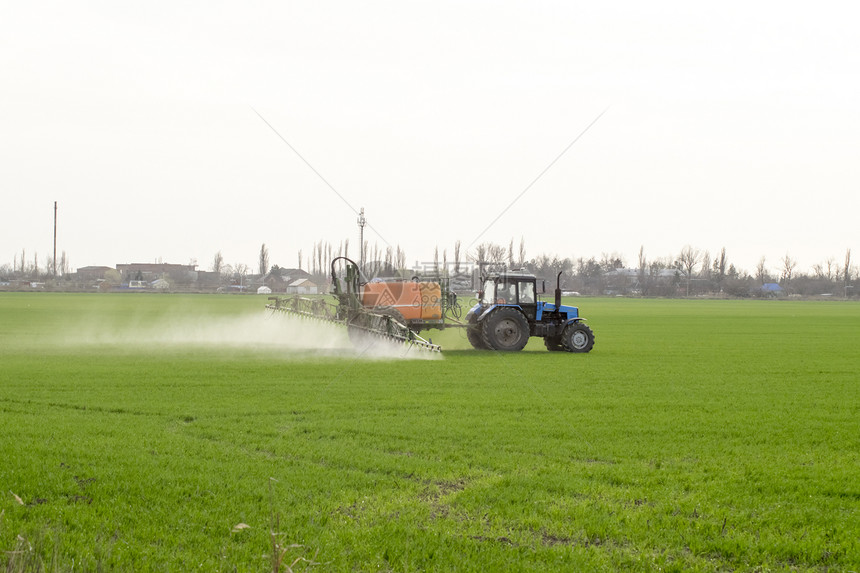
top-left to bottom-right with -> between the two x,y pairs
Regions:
370,306 -> 407,333
544,336 -> 565,351
467,326 -> 489,350
481,307 -> 530,352
561,322 -> 595,353
349,307 -> 408,351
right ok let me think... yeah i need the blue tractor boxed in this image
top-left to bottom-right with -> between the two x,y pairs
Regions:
465,271 -> 595,352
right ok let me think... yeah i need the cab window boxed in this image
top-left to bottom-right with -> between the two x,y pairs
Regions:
518,281 -> 535,304
501,282 -> 516,303
481,279 -> 496,305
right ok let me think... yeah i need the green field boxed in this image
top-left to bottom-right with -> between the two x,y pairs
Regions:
1,293 -> 858,572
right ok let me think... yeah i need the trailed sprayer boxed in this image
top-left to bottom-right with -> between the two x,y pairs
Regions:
267,257 -> 594,354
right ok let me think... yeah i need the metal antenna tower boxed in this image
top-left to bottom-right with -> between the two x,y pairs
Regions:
357,207 -> 366,270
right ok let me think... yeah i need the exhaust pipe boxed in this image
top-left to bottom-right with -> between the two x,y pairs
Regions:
555,271 -> 563,309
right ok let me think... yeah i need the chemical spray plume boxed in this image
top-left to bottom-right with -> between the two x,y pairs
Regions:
54,309 -> 441,361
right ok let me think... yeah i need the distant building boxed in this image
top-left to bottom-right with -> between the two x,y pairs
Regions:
195,270 -> 220,290
76,266 -> 113,281
263,267 -> 313,293
286,278 -> 318,295
116,263 -> 198,284
760,282 -> 784,297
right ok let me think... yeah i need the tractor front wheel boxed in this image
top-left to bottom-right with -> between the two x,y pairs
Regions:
481,307 -> 530,351
544,336 -> 564,351
561,322 -> 595,353
467,326 -> 489,350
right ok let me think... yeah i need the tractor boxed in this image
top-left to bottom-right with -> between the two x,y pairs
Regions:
465,270 -> 595,352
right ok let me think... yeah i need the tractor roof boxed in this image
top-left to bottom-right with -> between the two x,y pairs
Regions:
488,272 -> 537,281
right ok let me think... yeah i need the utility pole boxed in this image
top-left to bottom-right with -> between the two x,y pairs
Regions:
357,207 -> 366,270
53,201 -> 57,276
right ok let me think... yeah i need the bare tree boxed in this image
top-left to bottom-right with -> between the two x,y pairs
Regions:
756,256 -> 768,285
453,240 -> 461,274
312,240 -> 328,276
700,250 -> 711,281
677,245 -> 700,296
508,238 -> 515,268
780,253 -> 797,286
59,251 -> 69,276
258,244 -> 269,275
486,243 -> 506,264
518,237 -> 526,268
599,252 -> 624,272
812,262 -> 824,279
473,243 -> 487,264
211,251 -> 223,275
233,263 -> 249,290
297,249 -> 303,271
813,257 -> 835,280
534,253 -> 553,277
844,248 -> 853,298
395,245 -> 406,272
714,247 -> 727,290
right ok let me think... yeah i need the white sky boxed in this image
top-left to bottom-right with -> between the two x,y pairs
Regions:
2,1 -> 858,275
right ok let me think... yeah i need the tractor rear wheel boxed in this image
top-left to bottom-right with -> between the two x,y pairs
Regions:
481,307 -> 530,351
561,322 -> 594,353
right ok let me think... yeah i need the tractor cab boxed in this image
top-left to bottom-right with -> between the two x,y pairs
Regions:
480,274 -> 538,321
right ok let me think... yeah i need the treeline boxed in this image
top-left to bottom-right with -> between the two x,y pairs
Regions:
3,238 -> 855,299
463,242 -> 855,298
475,242 -> 856,298
520,246 -> 855,298
283,238 -> 855,298
297,239 -> 407,279
1,249 -> 71,279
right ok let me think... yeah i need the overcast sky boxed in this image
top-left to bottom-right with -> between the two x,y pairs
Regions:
3,1 -> 858,276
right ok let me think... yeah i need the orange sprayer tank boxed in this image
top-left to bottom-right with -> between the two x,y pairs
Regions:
362,281 -> 442,322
